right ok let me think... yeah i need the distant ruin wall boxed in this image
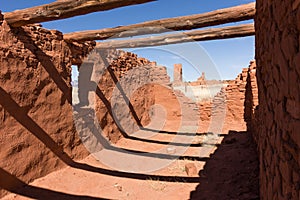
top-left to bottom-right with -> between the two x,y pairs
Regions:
0,19 -> 94,197
189,72 -> 206,86
198,61 -> 257,133
91,50 -> 170,143
173,63 -> 183,86
254,1 -> 300,199
223,67 -> 248,132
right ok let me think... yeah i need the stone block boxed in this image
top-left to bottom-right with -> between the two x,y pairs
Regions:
185,163 -> 197,176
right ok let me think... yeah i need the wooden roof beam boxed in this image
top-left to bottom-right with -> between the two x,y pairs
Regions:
95,23 -> 255,49
4,0 -> 156,27
64,2 -> 255,42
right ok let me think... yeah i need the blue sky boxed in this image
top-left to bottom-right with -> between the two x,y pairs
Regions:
0,0 -> 255,80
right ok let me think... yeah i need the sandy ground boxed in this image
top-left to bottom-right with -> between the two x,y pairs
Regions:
3,155 -> 198,200
2,127 -> 217,200
2,127 -> 259,200
1,91 -> 259,200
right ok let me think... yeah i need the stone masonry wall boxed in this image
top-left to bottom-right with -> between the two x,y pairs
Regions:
173,63 -> 183,86
223,67 -> 249,132
198,61 -> 257,134
0,19 -> 94,197
78,49 -> 171,143
0,18 -> 170,197
255,1 -> 300,199
244,61 -> 258,135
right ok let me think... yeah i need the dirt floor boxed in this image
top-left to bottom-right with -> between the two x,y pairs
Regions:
2,120 -> 259,200
1,80 -> 259,200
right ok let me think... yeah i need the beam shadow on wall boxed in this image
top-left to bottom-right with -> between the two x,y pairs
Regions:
95,86 -> 216,148
0,86 -> 260,197
0,87 -> 75,166
74,94 -> 210,161
5,24 -> 248,196
93,80 -> 217,148
13,27 -> 72,105
97,51 -> 209,135
10,25 -> 209,160
0,87 -> 202,184
0,87 -> 255,198
100,50 -> 143,127
77,48 -> 211,148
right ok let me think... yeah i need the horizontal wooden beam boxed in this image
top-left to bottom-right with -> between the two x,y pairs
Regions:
4,0 -> 156,27
64,2 -> 255,42
96,23 -> 255,49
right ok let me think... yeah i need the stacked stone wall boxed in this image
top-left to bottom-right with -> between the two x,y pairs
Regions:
254,1 -> 300,199
198,61 -> 258,133
0,19 -> 93,197
0,17 -> 170,197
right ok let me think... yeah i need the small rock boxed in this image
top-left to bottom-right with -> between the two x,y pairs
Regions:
185,163 -> 197,176
114,183 -> 122,191
166,147 -> 176,154
117,185 -> 122,191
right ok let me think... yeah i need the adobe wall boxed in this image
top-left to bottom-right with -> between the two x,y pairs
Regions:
198,61 -> 258,134
255,1 -> 300,199
173,63 -> 183,86
0,16 -> 170,197
244,61 -> 258,134
91,49 -> 171,143
0,18 -> 94,197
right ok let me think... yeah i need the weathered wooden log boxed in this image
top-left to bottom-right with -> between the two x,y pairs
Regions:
96,23 -> 255,49
64,2 -> 255,41
4,0 -> 156,27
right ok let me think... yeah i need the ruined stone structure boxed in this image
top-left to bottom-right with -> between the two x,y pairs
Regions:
1,0 -> 300,199
0,18 -> 171,197
173,63 -> 183,86
172,64 -> 207,87
0,20 -> 93,197
92,50 -> 171,143
197,61 -> 258,133
252,1 -> 300,199
225,65 -> 251,131
189,72 -> 206,86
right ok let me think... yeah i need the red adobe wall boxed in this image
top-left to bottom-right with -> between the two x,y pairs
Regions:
254,1 -> 300,199
0,14 -> 172,197
198,61 -> 258,134
0,18 -> 93,197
